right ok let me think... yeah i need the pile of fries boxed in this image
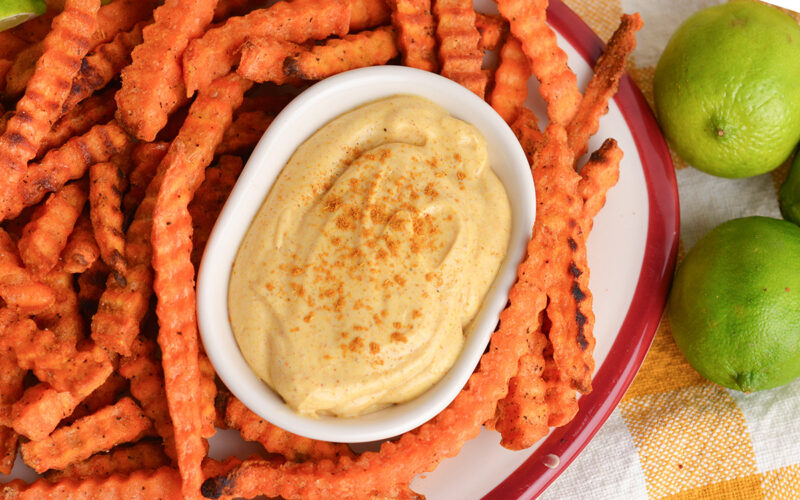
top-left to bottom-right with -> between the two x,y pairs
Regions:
0,0 -> 642,497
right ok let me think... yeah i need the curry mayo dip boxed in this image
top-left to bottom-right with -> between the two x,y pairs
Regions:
228,95 -> 511,418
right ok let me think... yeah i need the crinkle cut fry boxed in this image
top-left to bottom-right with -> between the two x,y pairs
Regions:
282,26 -> 399,81
119,337 -> 176,460
475,12 -> 507,51
579,138 -> 621,234
38,89 -> 117,159
567,14 -> 642,159
62,21 -> 146,114
0,32 -> 28,60
182,0 -> 352,96
0,311 -> 26,475
497,0 -> 581,127
236,38 -> 304,86
542,340 -> 578,427
389,0 -> 438,72
44,440 -> 170,482
0,0 -> 100,208
91,143 -> 167,356
0,229 -> 56,315
433,0 -> 486,97
17,181 -> 87,276
63,371 -> 128,425
512,106 -> 544,165
89,161 -> 128,280
115,0 -> 218,141
225,396 -> 355,462
202,225 -> 548,499
123,142 -> 168,224
152,73 -> 251,498
59,211 -> 100,275
20,397 -> 152,474
215,111 -> 273,156
489,35 -> 531,124
34,269 -> 86,344
4,121 -> 131,222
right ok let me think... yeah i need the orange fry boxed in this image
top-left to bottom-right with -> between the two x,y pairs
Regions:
0,0 -> 100,204
17,182 -> 87,276
152,74 -> 250,498
59,214 -> 100,274
2,318 -> 108,395
198,354 -> 217,439
284,26 -> 398,81
182,0 -> 352,95
0,229 -> 56,315
389,0 -> 438,72
44,441 -> 170,482
489,35 -> 531,124
348,0 -> 392,31
123,142 -> 168,224
89,161 -> 128,279
20,397 -> 151,473
0,312 -> 26,475
497,0 -> 581,127
37,89 -> 117,159
433,0 -> 486,97
119,338 -> 176,460
578,138 -> 622,234
4,42 -> 43,96
511,106 -> 544,164
63,372 -> 128,425
63,22 -> 146,114
4,121 -> 131,222
567,14 -> 642,159
236,38 -> 304,86
0,32 -> 28,60
226,396 -> 354,462
189,155 -> 244,267
475,12 -> 507,51
116,0 -> 218,141
215,111 -> 273,156
203,208 -> 548,499
542,341 -> 579,427
33,269 -> 85,344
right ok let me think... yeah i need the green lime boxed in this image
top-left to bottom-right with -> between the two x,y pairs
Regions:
780,152 -> 800,226
668,216 -> 800,392
654,1 -> 800,178
0,0 -> 46,32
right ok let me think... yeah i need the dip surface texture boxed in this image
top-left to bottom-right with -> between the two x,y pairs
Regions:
228,95 -> 511,417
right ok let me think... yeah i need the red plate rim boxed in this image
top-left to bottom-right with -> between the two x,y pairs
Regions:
484,2 -> 680,499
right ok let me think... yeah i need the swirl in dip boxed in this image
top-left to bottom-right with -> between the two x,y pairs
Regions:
228,95 -> 511,418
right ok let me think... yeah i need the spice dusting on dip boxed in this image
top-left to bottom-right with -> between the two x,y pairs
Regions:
228,95 -> 511,418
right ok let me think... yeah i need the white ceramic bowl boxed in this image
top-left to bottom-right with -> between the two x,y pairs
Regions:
197,66 -> 535,443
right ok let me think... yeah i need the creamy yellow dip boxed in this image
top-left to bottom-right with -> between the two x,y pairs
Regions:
228,95 -> 511,418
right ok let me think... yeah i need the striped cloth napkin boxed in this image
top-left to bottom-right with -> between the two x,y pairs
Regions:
540,1 -> 800,498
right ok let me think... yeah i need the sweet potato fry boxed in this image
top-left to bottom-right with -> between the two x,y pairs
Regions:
76,259 -> 108,317
236,38 -> 304,86
579,138 -> 622,234
37,90 -> 117,159
542,341 -> 579,427
182,0 -> 351,95
226,397 -> 354,462
0,229 -> 56,315
152,74 -> 250,498
3,121 -> 131,222
3,42 -> 44,97
512,107 -> 544,164
32,270 -> 86,347
433,0 -> 486,97
215,111 -> 273,156
475,12 -> 507,51
189,155 -> 243,266
281,26 -> 399,81
44,441 -> 170,482
0,313 -> 26,475
389,0 -> 438,72
349,0 -> 392,31
62,22 -> 146,114
0,0 -> 100,201
62,372 -> 127,426
119,338 -> 176,461
198,354 -> 217,440
567,14 -> 642,159
123,142 -> 168,225
59,214 -> 99,274
489,35 -> 531,124
20,397 -> 152,473
116,0 -> 218,141
497,0 -> 581,127
17,182 -> 87,276
203,210 -> 548,499
89,161 -> 128,279
0,32 -> 28,60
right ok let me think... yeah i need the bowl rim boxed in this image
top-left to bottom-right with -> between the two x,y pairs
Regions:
197,65 -> 535,443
